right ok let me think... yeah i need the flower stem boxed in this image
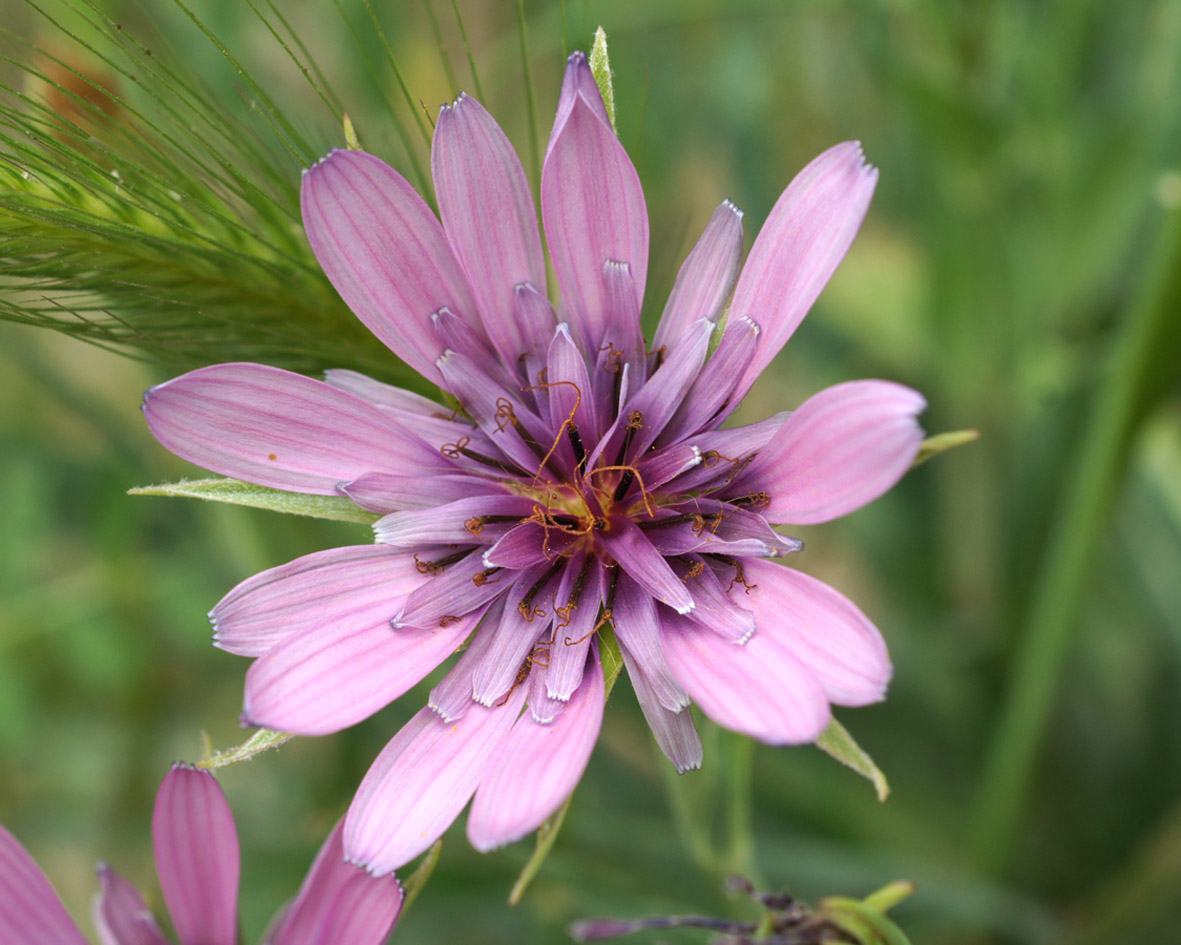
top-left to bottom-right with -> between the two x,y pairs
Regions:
967,197 -> 1181,875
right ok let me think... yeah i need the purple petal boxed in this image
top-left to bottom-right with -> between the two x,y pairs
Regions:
546,322 -> 600,440
616,318 -> 712,458
211,545 -> 412,657
152,766 -> 239,945
727,142 -> 878,403
734,561 -> 891,706
429,606 -> 501,722
542,65 -> 648,354
267,821 -> 402,945
546,52 -> 612,159
600,518 -> 694,615
0,825 -> 88,945
546,558 -> 603,701
673,413 -> 788,493
142,363 -> 447,494
528,659 -> 567,724
242,597 -> 480,736
731,380 -> 925,524
467,647 -> 604,851
619,645 -> 702,773
652,200 -> 745,352
341,470 -> 507,514
433,94 -> 548,364
374,495 -> 536,548
321,369 -> 450,419
395,551 -> 503,629
482,520 -> 573,570
344,688 -> 526,874
301,149 -> 482,386
660,613 -> 831,745
610,573 -> 689,711
93,864 -> 169,945
662,315 -> 761,441
634,442 -> 702,490
680,558 -> 757,643
471,563 -> 562,705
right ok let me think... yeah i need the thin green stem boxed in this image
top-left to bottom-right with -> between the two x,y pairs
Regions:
967,201 -> 1181,875
421,0 -> 459,93
363,0 -> 432,148
449,0 -> 485,102
515,0 -> 541,191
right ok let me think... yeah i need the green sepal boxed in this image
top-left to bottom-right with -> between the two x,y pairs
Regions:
815,717 -> 890,801
401,839 -> 443,917
819,882 -> 916,945
129,477 -> 381,525
590,27 -> 616,132
198,728 -> 293,769
913,429 -> 979,467
343,113 -> 362,150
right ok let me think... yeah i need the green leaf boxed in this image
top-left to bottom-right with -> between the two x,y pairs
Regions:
401,839 -> 443,917
913,429 -> 979,467
128,477 -> 381,525
590,26 -> 616,133
342,112 -> 361,150
198,727 -> 293,769
815,717 -> 890,802
820,894 -> 914,945
598,622 -> 625,698
508,794 -> 571,906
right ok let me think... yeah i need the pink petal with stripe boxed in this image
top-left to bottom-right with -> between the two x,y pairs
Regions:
93,864 -> 169,945
728,142 -> 878,402
243,598 -> 478,736
142,363 -> 446,494
211,545 -> 415,657
267,820 -> 403,945
301,149 -> 482,385
467,647 -> 604,851
660,613 -> 830,745
732,380 -> 925,524
433,94 -> 547,365
344,687 -> 526,874
0,825 -> 88,945
152,767 -> 239,945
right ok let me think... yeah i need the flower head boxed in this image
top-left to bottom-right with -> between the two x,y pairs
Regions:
141,52 -> 925,874
0,765 -> 402,945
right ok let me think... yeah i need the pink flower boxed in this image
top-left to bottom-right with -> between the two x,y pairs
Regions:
141,52 -> 925,874
0,765 -> 402,944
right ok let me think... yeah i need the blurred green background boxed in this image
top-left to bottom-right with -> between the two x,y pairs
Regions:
2,1 -> 1180,943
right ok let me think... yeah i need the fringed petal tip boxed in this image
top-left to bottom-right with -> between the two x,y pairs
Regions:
720,198 -> 744,219
302,147 -> 345,177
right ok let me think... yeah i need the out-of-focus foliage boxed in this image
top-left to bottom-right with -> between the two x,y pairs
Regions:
2,1 -> 1180,944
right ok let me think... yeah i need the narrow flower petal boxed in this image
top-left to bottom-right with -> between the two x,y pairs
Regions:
142,363 -> 447,494
681,559 -> 757,643
433,94 -> 548,365
546,559 -> 603,701
600,518 -> 695,615
341,471 -> 507,514
302,149 -> 482,385
211,545 -> 412,657
467,647 -> 604,851
545,51 -> 612,159
619,645 -> 702,773
374,496 -> 536,548
674,413 -> 789,492
482,520 -> 574,570
546,322 -> 600,439
661,613 -> 831,745
267,821 -> 402,945
733,561 -> 891,706
610,573 -> 690,711
243,599 -> 479,736
728,142 -> 878,403
652,200 -> 744,351
471,563 -> 561,705
345,689 -> 526,874
663,315 -> 761,441
528,659 -> 567,723
93,864 -> 169,945
542,62 -> 648,354
429,609 -> 501,722
395,551 -> 502,629
321,369 -> 451,419
153,767 -> 239,945
731,380 -> 925,524
0,826 -> 89,945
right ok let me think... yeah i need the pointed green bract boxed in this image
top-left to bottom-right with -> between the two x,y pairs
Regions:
913,429 -> 979,467
198,727 -> 293,769
590,26 -> 616,133
815,717 -> 890,802
129,477 -> 381,525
